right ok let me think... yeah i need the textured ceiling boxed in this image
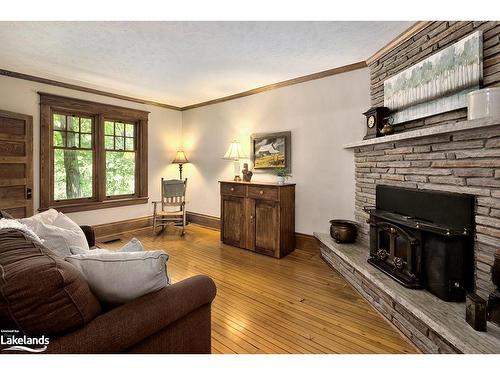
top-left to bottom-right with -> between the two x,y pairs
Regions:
0,21 -> 413,107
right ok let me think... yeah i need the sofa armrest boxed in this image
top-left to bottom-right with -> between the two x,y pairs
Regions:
46,275 -> 217,353
79,225 -> 95,248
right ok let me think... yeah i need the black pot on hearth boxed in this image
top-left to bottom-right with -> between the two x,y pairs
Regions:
329,220 -> 357,243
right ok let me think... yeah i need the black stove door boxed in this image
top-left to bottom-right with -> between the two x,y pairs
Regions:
370,221 -> 422,287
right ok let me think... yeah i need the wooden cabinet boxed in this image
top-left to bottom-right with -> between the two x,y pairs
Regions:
220,181 -> 295,258
221,195 -> 245,248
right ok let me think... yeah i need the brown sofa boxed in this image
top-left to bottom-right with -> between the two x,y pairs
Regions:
0,226 -> 216,354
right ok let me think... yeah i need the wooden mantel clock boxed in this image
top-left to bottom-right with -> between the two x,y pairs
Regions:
363,107 -> 390,139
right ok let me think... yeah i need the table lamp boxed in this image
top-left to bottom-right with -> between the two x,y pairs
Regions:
223,141 -> 244,181
172,150 -> 189,180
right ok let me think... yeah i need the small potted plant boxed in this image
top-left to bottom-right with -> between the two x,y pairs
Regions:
273,168 -> 291,185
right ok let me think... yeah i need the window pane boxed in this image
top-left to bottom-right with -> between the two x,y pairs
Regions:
105,136 -> 114,150
53,131 -> 65,147
80,118 -> 92,133
125,138 -> 135,151
115,137 -> 124,150
53,114 -> 66,130
67,132 -> 79,148
53,149 -> 93,200
105,121 -> 114,135
106,151 -> 135,196
115,122 -> 124,136
67,116 -> 79,132
125,123 -> 134,137
81,134 -> 92,149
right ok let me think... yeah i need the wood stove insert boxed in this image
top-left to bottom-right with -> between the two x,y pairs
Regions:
364,185 -> 474,302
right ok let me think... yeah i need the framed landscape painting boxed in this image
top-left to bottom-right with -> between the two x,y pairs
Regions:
384,30 -> 482,124
250,131 -> 291,173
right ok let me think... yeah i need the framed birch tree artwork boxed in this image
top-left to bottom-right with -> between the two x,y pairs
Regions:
384,31 -> 483,124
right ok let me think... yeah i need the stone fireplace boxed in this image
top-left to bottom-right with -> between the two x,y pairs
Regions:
351,121 -> 500,300
362,20 -> 500,300
315,21 -> 500,353
313,117 -> 500,353
315,116 -> 500,354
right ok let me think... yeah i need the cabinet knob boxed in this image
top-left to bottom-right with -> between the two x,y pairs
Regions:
230,187 -> 235,192
259,190 -> 264,195
250,215 -> 254,220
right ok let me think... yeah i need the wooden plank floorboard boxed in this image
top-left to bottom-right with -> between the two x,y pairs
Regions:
165,241 -> 405,343
101,224 -> 418,354
213,285 -> 402,353
186,253 -> 398,336
212,307 -> 290,354
212,313 -> 279,354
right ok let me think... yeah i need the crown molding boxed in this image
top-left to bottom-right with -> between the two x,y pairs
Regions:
0,69 -> 182,111
366,21 -> 433,66
1,61 -> 368,112
181,61 -> 367,111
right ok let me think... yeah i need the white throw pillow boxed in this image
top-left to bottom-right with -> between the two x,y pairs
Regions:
65,251 -> 170,304
69,238 -> 144,255
119,238 -> 144,252
69,246 -> 110,255
19,208 -> 59,230
32,212 -> 89,257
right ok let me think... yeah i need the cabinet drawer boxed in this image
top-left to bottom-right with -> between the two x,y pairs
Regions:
248,186 -> 278,201
221,183 -> 246,197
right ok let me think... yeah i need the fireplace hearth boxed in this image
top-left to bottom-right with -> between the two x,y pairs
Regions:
364,185 -> 474,302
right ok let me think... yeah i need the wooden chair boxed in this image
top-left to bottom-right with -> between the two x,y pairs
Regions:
152,178 -> 187,236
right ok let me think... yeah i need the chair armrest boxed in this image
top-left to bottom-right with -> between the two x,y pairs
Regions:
46,275 -> 217,353
79,225 -> 95,248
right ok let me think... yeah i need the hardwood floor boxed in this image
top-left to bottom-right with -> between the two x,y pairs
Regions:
101,224 -> 419,354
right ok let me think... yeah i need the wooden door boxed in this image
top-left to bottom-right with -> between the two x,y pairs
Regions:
253,199 -> 279,256
221,195 -> 245,248
0,109 -> 33,218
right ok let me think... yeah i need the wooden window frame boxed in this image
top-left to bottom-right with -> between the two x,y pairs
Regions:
103,119 -> 138,199
50,111 -> 97,204
39,92 -> 149,213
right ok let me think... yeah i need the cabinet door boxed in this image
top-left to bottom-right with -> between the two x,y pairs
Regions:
221,195 -> 245,247
254,199 -> 279,256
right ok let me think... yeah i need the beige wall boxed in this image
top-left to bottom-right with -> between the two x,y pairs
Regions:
0,68 -> 369,233
182,68 -> 370,234
0,75 -> 182,226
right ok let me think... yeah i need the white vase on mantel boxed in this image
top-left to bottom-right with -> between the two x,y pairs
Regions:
467,87 -> 500,120
277,176 -> 286,185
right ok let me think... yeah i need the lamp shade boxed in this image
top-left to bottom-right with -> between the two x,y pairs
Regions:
172,150 -> 189,164
223,141 -> 244,160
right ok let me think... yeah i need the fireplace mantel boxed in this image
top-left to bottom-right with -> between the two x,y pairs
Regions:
344,116 -> 500,149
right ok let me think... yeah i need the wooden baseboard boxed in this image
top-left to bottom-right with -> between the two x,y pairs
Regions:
188,211 -> 318,252
295,232 -> 320,253
186,211 -> 220,230
94,211 -> 319,253
94,215 -> 153,241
